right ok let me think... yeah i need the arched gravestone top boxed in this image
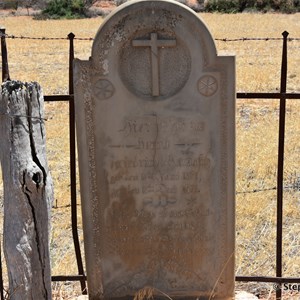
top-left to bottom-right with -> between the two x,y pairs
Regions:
90,0 -> 218,101
74,0 -> 235,299
89,0 -> 219,101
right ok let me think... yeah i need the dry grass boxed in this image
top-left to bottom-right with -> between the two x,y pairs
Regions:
0,12 -> 299,299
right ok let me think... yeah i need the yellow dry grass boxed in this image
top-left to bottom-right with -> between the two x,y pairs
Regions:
0,12 -> 299,298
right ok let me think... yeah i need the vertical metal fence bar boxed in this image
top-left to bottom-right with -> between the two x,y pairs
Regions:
0,27 -> 10,82
0,27 -> 6,300
276,31 -> 289,300
68,32 -> 87,294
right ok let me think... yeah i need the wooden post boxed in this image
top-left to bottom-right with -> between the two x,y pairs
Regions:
0,28 -> 11,82
0,81 -> 53,300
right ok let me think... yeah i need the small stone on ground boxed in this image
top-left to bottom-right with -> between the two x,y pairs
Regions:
75,296 -> 88,300
235,291 -> 259,299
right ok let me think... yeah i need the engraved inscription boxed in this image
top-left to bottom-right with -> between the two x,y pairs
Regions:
118,116 -> 205,137
101,114 -> 214,287
107,115 -> 211,210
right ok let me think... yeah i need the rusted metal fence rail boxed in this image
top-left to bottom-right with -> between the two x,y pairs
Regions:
0,30 -> 300,300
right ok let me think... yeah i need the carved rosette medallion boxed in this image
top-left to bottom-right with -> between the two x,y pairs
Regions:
93,79 -> 115,100
197,75 -> 218,97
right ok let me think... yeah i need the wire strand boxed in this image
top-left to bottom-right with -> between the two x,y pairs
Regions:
0,112 -> 47,121
1,33 -> 300,42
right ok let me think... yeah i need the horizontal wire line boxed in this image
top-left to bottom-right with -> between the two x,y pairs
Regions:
0,34 -> 93,41
236,185 -> 298,195
1,33 -> 300,42
0,112 -> 47,121
215,37 -> 300,42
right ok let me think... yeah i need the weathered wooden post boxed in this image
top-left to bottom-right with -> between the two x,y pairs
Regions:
0,27 -> 10,82
0,80 -> 53,300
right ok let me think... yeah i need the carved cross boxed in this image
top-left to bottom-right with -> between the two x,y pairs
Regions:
132,33 -> 176,97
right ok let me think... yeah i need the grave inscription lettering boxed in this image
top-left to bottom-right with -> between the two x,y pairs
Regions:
74,0 -> 235,299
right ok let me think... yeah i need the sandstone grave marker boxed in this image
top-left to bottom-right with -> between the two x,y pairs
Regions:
74,0 -> 235,299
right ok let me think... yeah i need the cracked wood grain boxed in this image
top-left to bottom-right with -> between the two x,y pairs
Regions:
0,81 -> 53,300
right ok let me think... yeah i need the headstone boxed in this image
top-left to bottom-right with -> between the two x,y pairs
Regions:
74,0 -> 235,299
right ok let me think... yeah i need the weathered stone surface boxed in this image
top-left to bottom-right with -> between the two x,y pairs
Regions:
74,0 -> 235,299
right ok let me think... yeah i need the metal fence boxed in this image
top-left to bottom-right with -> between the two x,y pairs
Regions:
0,28 -> 300,300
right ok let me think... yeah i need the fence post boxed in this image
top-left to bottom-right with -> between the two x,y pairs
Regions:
0,81 -> 53,300
68,32 -> 87,294
0,237 -> 3,299
0,28 -> 10,82
276,30 -> 289,300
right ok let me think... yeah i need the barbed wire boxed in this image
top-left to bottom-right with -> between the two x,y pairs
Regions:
0,112 -> 47,121
236,184 -> 299,195
0,33 -> 93,41
215,37 -> 300,42
1,33 -> 300,42
50,185 -> 298,209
